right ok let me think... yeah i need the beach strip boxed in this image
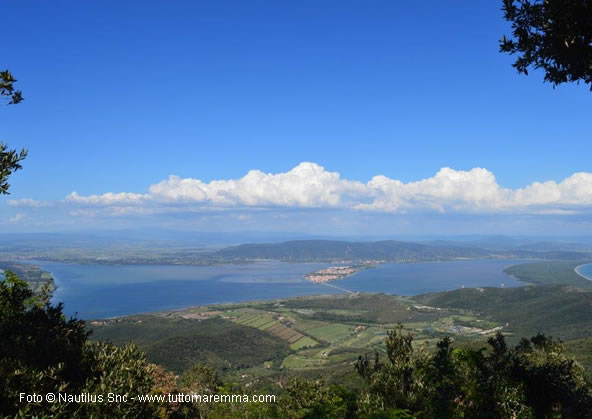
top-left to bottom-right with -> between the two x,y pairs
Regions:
574,264 -> 592,281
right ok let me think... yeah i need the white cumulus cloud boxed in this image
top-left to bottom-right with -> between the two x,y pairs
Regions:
148,162 -> 367,207
358,167 -> 509,212
10,163 -> 592,216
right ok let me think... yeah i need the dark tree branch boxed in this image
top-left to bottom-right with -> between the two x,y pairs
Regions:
500,0 -> 592,90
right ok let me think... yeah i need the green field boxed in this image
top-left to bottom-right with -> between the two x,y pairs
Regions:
306,323 -> 353,343
248,316 -> 276,329
290,336 -> 318,350
290,317 -> 328,332
89,291 -> 511,382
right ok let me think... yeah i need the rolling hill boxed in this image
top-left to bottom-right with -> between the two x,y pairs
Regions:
213,239 -> 491,262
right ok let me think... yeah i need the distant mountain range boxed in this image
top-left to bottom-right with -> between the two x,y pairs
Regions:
2,233 -> 589,265
213,239 -> 592,262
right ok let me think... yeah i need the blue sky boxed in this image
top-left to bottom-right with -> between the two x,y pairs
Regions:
2,1 -> 591,235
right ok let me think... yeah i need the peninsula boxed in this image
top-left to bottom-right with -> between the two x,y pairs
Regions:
305,263 -> 378,283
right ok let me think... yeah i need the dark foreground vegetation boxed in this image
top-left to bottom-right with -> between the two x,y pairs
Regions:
3,271 -> 592,418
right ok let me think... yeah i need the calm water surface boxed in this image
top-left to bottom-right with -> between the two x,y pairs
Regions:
340,259 -> 525,295
32,259 -> 529,318
575,263 -> 592,280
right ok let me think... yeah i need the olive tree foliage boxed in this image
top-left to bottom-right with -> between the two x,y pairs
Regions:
500,0 -> 592,90
0,70 -> 23,104
1,69 -> 27,194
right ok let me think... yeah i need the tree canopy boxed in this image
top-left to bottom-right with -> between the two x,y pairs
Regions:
500,0 -> 592,90
355,324 -> 592,418
1,69 -> 27,195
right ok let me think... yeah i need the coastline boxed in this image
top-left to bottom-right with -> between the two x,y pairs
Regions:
574,263 -> 592,281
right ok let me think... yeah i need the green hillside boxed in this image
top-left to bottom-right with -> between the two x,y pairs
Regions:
505,260 -> 592,289
214,239 -> 591,262
90,316 -> 289,374
214,239 -> 491,261
413,285 -> 592,341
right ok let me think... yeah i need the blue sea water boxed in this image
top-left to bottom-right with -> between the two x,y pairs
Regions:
31,259 -> 528,319
339,259 -> 524,295
575,263 -> 592,281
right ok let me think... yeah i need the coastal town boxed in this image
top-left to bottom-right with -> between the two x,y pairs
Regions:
304,262 -> 379,283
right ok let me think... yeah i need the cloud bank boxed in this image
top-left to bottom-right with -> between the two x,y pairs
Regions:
10,162 -> 592,216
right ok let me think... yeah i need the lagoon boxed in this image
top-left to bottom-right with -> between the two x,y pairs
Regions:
33,259 -> 527,318
575,263 -> 592,281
